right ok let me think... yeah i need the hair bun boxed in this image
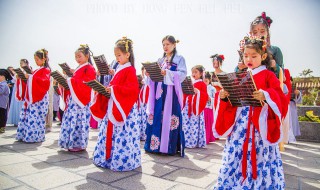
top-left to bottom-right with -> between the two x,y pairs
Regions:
176,40 -> 180,44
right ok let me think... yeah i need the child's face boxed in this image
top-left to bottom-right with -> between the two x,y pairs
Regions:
243,48 -> 266,69
212,59 -> 220,69
204,78 -> 210,85
162,40 -> 175,55
251,23 -> 268,38
192,68 -> 202,80
0,75 -> 5,82
34,56 -> 45,67
75,51 -> 89,65
114,48 -> 130,65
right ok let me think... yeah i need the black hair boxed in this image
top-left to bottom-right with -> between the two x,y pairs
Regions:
192,65 -> 205,79
162,35 -> 179,63
7,66 -> 14,76
76,45 -> 93,64
115,37 -> 135,68
204,72 -> 212,82
34,49 -> 51,69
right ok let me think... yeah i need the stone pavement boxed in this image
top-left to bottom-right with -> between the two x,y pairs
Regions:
1,124 -> 320,190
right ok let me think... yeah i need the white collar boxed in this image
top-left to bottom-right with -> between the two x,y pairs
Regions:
115,62 -> 131,75
74,62 -> 89,73
193,79 -> 202,84
249,65 -> 266,76
33,66 -> 44,75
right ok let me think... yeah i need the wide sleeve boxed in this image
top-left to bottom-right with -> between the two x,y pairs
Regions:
90,92 -> 110,122
192,82 -> 208,115
254,72 -> 288,144
212,92 -> 238,138
28,68 -> 50,103
68,65 -> 96,108
164,56 -> 187,85
108,67 -> 139,126
15,78 -> 26,101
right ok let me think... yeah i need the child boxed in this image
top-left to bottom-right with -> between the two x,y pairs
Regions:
213,36 -> 287,189
210,54 -> 226,92
0,69 -> 12,133
7,60 -> 30,126
204,72 -> 216,144
138,67 -> 149,140
182,65 -> 208,148
144,35 -> 187,156
16,49 -> 51,142
58,44 -> 96,152
91,37 -> 140,171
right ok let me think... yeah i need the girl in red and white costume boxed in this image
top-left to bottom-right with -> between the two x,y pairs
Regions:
213,36 -> 287,189
91,37 -> 141,171
182,65 -> 208,148
58,45 -> 96,152
16,49 -> 51,142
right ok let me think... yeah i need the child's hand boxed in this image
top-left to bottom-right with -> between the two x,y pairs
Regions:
161,69 -> 166,76
25,74 -> 29,79
220,89 -> 229,99
194,88 -> 199,94
105,87 -> 111,93
70,69 -> 75,73
97,71 -> 101,76
145,71 -> 150,77
109,69 -> 115,75
253,90 -> 265,101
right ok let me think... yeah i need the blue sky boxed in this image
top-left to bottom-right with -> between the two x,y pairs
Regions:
1,0 -> 319,77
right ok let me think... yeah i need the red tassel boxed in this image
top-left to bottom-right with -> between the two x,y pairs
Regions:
105,121 -> 114,160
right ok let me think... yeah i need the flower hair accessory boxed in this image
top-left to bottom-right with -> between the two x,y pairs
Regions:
261,12 -> 272,27
219,55 -> 225,61
239,36 -> 267,52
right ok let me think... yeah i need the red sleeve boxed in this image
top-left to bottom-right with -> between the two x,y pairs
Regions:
212,94 -> 238,138
30,68 -> 50,103
108,67 -> 139,125
15,78 -> 27,101
284,69 -> 292,102
68,65 -> 96,107
192,82 -> 208,115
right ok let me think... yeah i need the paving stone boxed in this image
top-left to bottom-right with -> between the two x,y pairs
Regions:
285,174 -> 299,189
51,179 -> 118,190
141,152 -> 181,164
22,147 -> 59,156
184,152 -> 209,160
200,155 -> 223,164
52,157 -> 95,171
30,150 -> 79,163
77,166 -> 137,183
136,161 -> 178,177
0,160 -> 57,177
17,169 -> 84,190
300,177 -> 320,190
169,158 -> 213,171
111,173 -> 177,190
163,168 -> 218,189
168,183 -> 204,190
0,154 -> 35,166
0,175 -> 20,189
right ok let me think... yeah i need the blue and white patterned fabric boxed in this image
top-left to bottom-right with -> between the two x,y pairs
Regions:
93,103 -> 141,171
16,93 -> 49,142
58,97 -> 91,149
182,103 -> 206,148
139,104 -> 147,140
214,106 -> 285,189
